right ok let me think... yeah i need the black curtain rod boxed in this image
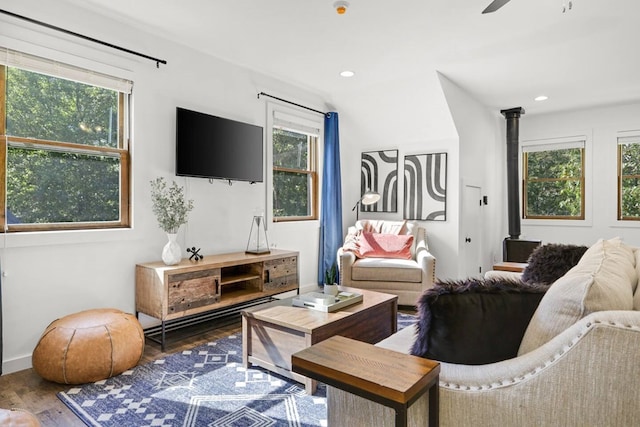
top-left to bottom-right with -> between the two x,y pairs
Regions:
0,8 -> 167,68
257,92 -> 327,116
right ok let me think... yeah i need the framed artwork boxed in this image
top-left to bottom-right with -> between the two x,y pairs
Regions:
360,149 -> 399,213
404,152 -> 447,221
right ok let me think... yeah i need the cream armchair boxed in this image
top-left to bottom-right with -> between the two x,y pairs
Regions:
337,220 -> 436,306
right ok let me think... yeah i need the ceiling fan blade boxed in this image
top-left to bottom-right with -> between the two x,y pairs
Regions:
482,0 -> 512,14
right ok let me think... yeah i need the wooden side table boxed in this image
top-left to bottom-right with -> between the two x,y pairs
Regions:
292,335 -> 440,426
492,261 -> 527,272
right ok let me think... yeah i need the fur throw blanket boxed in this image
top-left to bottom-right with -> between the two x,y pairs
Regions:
521,243 -> 588,285
410,277 -> 549,364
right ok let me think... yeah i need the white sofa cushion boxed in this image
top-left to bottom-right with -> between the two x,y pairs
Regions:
518,237 -> 636,355
484,270 -> 523,281
351,258 -> 422,282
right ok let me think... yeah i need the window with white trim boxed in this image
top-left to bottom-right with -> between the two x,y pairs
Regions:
271,110 -> 319,222
618,134 -> 640,220
0,48 -> 132,232
522,139 -> 585,220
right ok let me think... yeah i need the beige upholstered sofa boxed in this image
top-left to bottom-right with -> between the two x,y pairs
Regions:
372,237 -> 640,426
337,220 -> 436,306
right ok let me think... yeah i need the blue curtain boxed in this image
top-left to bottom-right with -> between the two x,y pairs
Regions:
318,112 -> 343,285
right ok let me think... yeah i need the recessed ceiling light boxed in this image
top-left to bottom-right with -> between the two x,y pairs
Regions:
535,95 -> 549,101
340,70 -> 355,77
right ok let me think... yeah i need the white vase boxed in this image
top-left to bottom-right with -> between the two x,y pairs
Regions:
324,283 -> 339,296
162,233 -> 182,265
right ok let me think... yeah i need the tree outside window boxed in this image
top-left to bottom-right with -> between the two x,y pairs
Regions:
272,127 -> 317,221
0,53 -> 131,232
522,144 -> 584,219
618,137 -> 640,220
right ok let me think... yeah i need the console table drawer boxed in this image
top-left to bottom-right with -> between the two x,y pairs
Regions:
168,269 -> 220,313
264,256 -> 297,291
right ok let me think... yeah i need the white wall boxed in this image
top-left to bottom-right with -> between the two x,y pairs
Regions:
333,71 -> 460,281
520,102 -> 640,247
0,0 -> 327,373
438,74 -> 506,275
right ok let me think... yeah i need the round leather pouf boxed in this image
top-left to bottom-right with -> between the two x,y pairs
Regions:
0,408 -> 41,426
32,308 -> 144,384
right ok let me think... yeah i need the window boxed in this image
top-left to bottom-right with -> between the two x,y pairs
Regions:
618,134 -> 640,220
271,110 -> 319,221
522,139 -> 585,219
0,49 -> 132,232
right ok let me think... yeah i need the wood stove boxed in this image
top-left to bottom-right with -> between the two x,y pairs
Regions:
500,107 -> 541,262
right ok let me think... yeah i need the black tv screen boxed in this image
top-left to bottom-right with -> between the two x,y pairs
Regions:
176,107 -> 264,182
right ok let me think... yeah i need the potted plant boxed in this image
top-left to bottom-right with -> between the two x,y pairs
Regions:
323,263 -> 339,296
150,177 -> 194,265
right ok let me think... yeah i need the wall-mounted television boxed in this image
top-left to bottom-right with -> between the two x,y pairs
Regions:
176,107 -> 264,183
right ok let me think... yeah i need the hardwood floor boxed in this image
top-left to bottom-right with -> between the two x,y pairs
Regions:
0,307 -> 415,426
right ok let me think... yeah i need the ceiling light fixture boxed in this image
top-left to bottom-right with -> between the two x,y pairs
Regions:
534,95 -> 548,101
334,1 -> 349,15
340,70 -> 355,77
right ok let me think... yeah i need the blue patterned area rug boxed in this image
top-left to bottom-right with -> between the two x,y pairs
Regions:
58,313 -> 416,427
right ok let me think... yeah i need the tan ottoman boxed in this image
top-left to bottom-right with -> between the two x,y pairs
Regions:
0,408 -> 41,426
32,308 -> 144,384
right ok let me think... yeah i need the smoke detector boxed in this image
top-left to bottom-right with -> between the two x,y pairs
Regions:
334,1 -> 349,15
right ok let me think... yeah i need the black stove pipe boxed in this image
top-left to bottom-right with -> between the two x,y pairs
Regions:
501,107 -> 525,240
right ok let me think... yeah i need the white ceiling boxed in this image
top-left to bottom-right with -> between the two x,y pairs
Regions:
68,0 -> 640,115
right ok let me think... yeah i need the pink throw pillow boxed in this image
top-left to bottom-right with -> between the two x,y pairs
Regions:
357,232 -> 414,260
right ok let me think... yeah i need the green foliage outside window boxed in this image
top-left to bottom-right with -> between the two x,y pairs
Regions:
524,148 -> 583,219
273,129 -> 309,169
3,66 -> 127,228
619,143 -> 640,219
7,68 -> 119,147
7,148 -> 120,224
272,128 -> 316,219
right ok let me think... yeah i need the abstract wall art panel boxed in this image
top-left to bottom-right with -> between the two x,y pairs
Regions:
360,149 -> 399,213
404,152 -> 447,221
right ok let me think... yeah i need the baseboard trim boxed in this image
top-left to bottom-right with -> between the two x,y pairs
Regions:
2,353 -> 32,375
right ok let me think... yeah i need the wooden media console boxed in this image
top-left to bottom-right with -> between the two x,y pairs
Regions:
135,249 -> 298,348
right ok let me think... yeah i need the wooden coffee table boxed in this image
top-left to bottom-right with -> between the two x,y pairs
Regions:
241,287 -> 398,393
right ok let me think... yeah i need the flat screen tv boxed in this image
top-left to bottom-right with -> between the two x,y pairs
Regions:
176,107 -> 264,183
